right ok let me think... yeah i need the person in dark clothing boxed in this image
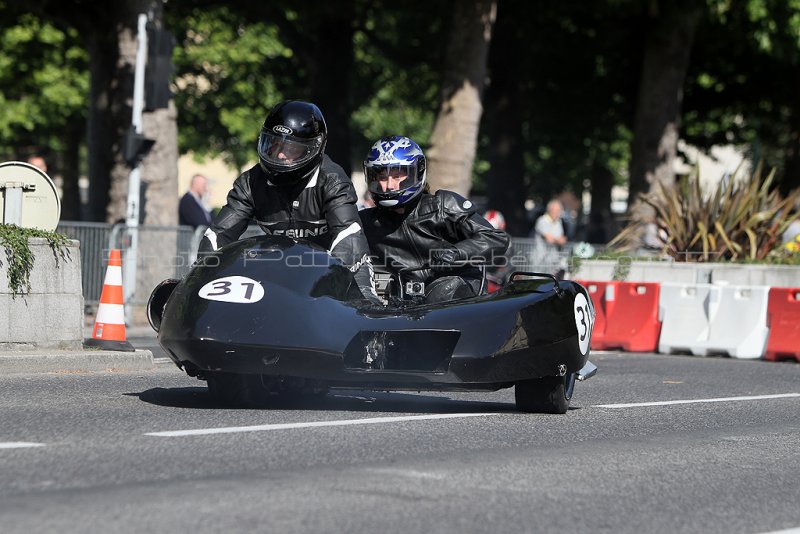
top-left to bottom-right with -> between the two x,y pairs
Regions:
359,135 -> 509,304
199,100 -> 379,302
179,174 -> 213,228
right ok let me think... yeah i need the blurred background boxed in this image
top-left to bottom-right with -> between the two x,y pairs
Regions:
1,0 -> 798,243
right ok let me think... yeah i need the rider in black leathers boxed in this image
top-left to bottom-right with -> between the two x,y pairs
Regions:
359,136 -> 509,304
199,100 -> 378,302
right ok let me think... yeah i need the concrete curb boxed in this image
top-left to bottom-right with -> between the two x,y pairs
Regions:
0,349 -> 154,375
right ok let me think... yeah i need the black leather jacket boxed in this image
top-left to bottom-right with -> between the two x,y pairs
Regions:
199,155 -> 377,300
359,190 -> 510,285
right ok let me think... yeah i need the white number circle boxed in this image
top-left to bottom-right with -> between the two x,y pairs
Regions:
573,293 -> 593,355
198,276 -> 264,303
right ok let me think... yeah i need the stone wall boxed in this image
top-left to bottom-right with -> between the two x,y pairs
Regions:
0,238 -> 83,349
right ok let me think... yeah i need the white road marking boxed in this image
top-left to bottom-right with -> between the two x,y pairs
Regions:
595,393 -> 800,409
368,467 -> 447,480
757,528 -> 800,534
146,413 -> 498,438
0,442 -> 45,449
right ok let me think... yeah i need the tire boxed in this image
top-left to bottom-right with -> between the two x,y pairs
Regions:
515,373 -> 575,414
206,372 -> 267,407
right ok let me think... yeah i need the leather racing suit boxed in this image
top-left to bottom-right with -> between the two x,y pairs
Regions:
199,155 -> 378,301
359,190 -> 510,303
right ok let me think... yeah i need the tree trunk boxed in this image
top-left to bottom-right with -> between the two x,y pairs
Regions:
781,88 -> 800,195
85,26 -> 119,222
587,159 -> 615,244
141,102 -> 179,225
305,0 -> 355,175
483,1 -> 526,235
106,4 -> 142,224
140,2 -> 178,226
784,130 -> 800,196
60,120 -> 82,221
627,0 -> 701,224
426,0 -> 497,197
104,0 -> 178,225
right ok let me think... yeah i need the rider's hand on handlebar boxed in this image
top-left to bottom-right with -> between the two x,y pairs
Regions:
430,247 -> 466,271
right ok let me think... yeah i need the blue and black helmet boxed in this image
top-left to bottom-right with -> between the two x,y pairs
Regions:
363,135 -> 427,208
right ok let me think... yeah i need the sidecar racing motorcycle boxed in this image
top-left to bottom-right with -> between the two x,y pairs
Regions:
148,236 -> 597,413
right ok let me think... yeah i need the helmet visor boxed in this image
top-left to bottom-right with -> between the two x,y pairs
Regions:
365,165 -> 421,195
258,131 -> 323,170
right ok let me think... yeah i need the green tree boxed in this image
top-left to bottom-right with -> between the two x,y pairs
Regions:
167,4 -> 292,172
627,0 -> 703,231
426,0 -> 497,196
12,0 -> 180,223
167,0 -> 446,177
481,0 -> 638,238
0,9 -> 88,219
350,0 -> 445,164
683,0 -> 800,194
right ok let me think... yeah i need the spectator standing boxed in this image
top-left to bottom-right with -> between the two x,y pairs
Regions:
532,199 -> 567,248
179,174 -> 212,228
530,199 -> 568,278
27,154 -> 48,174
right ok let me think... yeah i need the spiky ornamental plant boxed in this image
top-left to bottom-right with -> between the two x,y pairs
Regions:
609,165 -> 800,262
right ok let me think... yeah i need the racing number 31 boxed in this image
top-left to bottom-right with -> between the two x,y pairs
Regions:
207,280 -> 256,300
198,276 -> 265,304
573,293 -> 593,354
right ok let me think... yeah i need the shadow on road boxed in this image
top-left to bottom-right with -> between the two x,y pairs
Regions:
129,386 -> 519,414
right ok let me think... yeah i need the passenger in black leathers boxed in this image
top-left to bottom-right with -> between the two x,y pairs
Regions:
199,100 -> 378,302
359,136 -> 509,304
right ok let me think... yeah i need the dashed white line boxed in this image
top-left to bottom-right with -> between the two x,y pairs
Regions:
595,393 -> 800,409
146,413 -> 498,438
0,442 -> 45,449
368,467 -> 447,480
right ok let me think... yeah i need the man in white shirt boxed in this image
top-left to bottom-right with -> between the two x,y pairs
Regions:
534,199 -> 567,248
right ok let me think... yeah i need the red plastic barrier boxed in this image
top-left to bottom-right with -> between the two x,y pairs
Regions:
576,281 -> 662,352
575,280 -> 609,350
765,287 -> 800,362
603,282 -> 662,352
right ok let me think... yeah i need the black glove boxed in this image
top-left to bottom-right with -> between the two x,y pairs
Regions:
430,247 -> 466,271
361,287 -> 385,306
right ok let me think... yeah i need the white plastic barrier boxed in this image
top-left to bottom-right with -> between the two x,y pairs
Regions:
658,283 -> 713,355
658,283 -> 769,359
705,285 -> 770,359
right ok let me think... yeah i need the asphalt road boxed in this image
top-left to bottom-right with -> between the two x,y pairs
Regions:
1,352 -> 799,534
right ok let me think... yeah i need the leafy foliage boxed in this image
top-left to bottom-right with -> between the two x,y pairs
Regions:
0,224 -> 72,297
168,6 -> 293,171
3,0 -> 800,222
350,0 -> 447,163
0,12 -> 88,158
484,1 -> 640,201
167,0 -> 445,172
609,166 -> 800,262
683,0 -> 800,191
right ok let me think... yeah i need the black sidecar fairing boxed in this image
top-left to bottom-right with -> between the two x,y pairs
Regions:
156,236 -> 592,391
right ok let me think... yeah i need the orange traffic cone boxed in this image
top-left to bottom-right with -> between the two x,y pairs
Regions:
84,249 -> 135,352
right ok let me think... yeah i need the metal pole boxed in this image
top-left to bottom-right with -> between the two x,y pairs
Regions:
124,13 -> 148,323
